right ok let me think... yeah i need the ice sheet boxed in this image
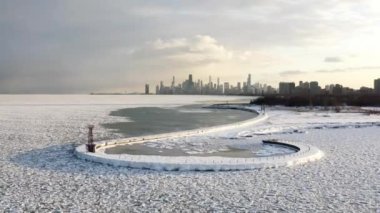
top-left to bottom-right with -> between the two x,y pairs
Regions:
0,95 -> 379,212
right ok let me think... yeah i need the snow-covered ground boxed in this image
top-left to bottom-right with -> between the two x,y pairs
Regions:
0,95 -> 379,212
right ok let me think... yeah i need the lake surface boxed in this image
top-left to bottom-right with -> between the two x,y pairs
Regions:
103,105 -> 256,137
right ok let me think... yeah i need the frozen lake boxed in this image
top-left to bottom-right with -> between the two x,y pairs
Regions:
0,95 -> 379,212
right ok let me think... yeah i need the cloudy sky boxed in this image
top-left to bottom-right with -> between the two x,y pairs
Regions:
1,0 -> 379,93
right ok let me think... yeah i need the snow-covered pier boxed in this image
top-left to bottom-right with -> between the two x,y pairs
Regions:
75,139 -> 324,171
75,105 -> 324,171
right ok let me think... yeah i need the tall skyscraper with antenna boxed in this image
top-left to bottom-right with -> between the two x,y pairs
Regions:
247,74 -> 252,87
171,76 -> 175,88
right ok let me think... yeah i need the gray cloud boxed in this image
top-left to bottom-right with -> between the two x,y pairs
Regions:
0,0 -> 378,93
279,70 -> 307,76
130,35 -> 233,67
324,57 -> 343,63
316,66 -> 380,73
279,66 -> 380,78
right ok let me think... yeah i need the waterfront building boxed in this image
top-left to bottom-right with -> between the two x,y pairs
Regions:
375,78 -> 380,94
224,82 -> 230,94
310,81 -> 321,95
359,87 -> 373,94
342,87 -> 354,95
183,74 -> 195,94
155,85 -> 159,94
332,84 -> 343,95
265,85 -> 277,94
325,84 -> 335,95
160,81 -> 164,92
171,76 -> 176,93
279,82 -> 295,95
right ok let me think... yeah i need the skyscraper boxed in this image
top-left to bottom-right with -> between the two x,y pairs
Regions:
160,81 -> 164,92
247,74 -> 252,87
145,84 -> 150,94
171,76 -> 175,93
183,74 -> 194,93
171,76 -> 175,88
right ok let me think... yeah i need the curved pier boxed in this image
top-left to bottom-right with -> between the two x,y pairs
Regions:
75,139 -> 324,171
74,105 -> 324,171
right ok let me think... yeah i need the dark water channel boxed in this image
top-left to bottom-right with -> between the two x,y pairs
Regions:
103,105 -> 256,137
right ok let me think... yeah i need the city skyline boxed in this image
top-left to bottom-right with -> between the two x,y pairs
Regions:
151,74 -> 276,95
1,1 -> 380,93
148,74 -> 380,96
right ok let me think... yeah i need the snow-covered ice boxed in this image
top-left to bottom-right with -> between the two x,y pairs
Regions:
0,95 -> 379,212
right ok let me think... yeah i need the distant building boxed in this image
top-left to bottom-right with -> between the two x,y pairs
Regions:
160,81 -> 164,92
294,81 -> 309,96
359,86 -> 373,94
265,86 -> 277,95
375,78 -> 380,94
217,78 -> 221,92
155,85 -> 159,94
224,82 -> 230,94
310,81 -> 321,95
279,82 -> 295,95
182,74 -> 195,94
332,84 -> 343,95
247,74 -> 252,87
171,76 -> 175,88
342,87 -> 354,95
325,84 -> 334,95
145,84 -> 149,94
299,81 -> 309,89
